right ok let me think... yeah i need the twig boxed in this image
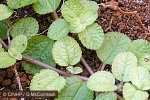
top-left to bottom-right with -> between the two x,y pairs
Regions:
51,11 -> 59,20
97,63 -> 106,71
105,16 -> 114,32
81,57 -> 94,75
7,28 -> 11,47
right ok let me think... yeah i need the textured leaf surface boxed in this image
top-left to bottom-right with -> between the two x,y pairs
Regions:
61,0 -> 98,33
66,66 -> 83,74
123,83 -> 149,100
8,48 -> 22,60
47,19 -> 69,40
112,52 -> 137,82
0,4 -> 13,21
30,69 -> 66,92
22,35 -> 56,74
10,17 -> 39,39
56,77 -> 94,100
138,53 -> 150,70
0,20 -> 7,39
52,36 -> 82,66
0,52 -> 16,68
33,0 -> 61,14
7,0 -> 37,9
96,32 -> 131,64
0,44 -> 4,53
129,66 -> 150,90
78,23 -> 104,50
87,71 -> 117,92
10,35 -> 27,53
95,92 -> 117,100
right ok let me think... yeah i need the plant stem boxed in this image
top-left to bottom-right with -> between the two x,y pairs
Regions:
100,63 -> 106,71
81,57 -> 94,75
51,11 -> 59,20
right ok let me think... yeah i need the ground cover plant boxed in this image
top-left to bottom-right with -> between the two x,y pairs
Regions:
0,0 -> 150,100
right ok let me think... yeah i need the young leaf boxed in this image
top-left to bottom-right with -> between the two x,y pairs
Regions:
66,66 -> 83,74
95,92 -> 117,100
0,20 -> 7,39
47,19 -> 69,40
52,36 -> 82,66
78,23 -> 104,50
22,35 -> 56,74
129,66 -> 150,90
30,69 -> 66,92
10,35 -> 27,53
33,0 -> 61,14
0,4 -> 13,21
0,52 -> 16,68
7,0 -> 38,9
112,51 -> 137,82
96,32 -> 131,64
123,83 -> 149,100
8,48 -> 22,60
56,77 -> 94,100
10,17 -> 39,39
87,71 -> 117,92
61,0 -> 98,33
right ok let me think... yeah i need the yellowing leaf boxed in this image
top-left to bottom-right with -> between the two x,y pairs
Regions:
66,66 -> 83,74
8,47 -> 22,60
30,69 -> 66,92
87,71 -> 117,92
95,92 -> 117,100
52,36 -> 82,66
0,4 -> 13,21
112,51 -> 137,82
78,23 -> 104,50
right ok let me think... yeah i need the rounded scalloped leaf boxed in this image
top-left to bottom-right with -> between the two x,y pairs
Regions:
22,35 -> 56,74
78,23 -> 104,50
0,52 -> 16,68
10,35 -> 27,53
61,0 -> 98,33
47,19 -> 69,40
30,69 -> 66,92
123,83 -> 149,100
10,17 -> 39,39
112,51 -> 137,82
33,0 -> 61,14
138,53 -> 150,71
8,48 -> 22,60
0,4 -> 13,21
95,92 -> 117,100
87,71 -> 117,92
129,66 -> 150,90
66,66 -> 83,74
7,0 -> 38,9
56,77 -> 94,100
96,32 -> 131,64
52,36 -> 82,66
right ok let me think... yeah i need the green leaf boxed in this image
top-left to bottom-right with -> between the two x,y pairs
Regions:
56,77 -> 94,100
8,47 -> 22,60
123,83 -> 149,100
96,32 -> 131,64
30,69 -> 66,92
10,17 -> 39,39
112,51 -> 137,82
47,19 -> 69,40
0,52 -> 16,68
22,35 -> 56,74
66,66 -> 83,74
0,4 -> 13,21
10,35 -> 27,53
33,0 -> 61,14
87,71 -> 117,92
52,36 -> 82,66
129,66 -> 150,90
61,0 -> 98,33
0,20 -> 7,39
0,44 -> 4,53
138,53 -> 150,71
95,92 -> 117,100
7,0 -> 38,9
78,23 -> 104,50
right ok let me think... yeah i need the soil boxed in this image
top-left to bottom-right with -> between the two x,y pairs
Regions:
0,0 -> 149,100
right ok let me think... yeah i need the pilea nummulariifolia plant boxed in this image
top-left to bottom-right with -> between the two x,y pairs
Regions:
0,0 -> 150,99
